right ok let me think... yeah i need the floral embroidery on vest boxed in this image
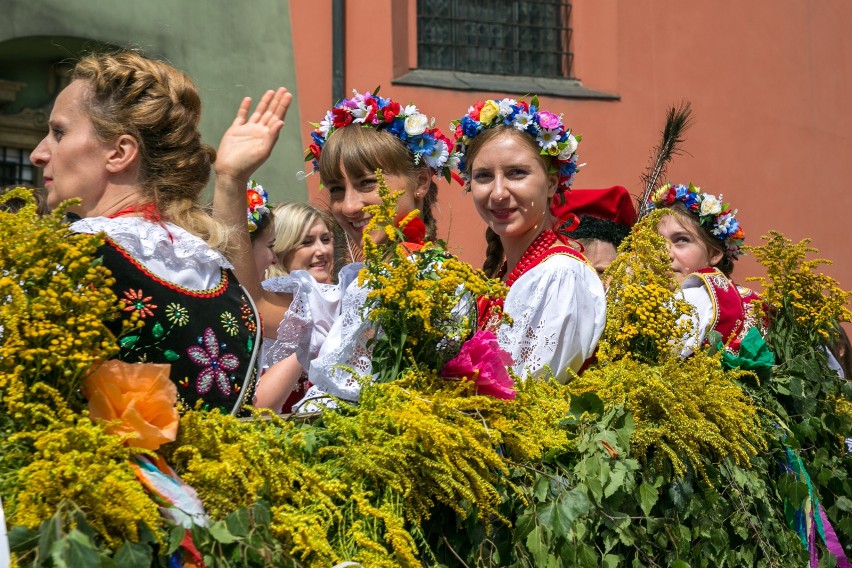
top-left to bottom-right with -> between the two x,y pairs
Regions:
121,288 -> 158,318
221,312 -> 240,336
188,327 -> 240,396
165,302 -> 189,326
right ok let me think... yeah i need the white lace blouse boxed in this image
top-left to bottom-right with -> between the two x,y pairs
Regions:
265,252 -> 606,409
499,253 -> 606,383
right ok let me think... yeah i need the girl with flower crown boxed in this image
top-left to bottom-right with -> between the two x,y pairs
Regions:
452,97 -> 607,383
213,88 -> 461,408
647,183 -> 763,353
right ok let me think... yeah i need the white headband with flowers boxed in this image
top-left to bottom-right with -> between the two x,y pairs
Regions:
304,90 -> 460,182
451,96 -> 582,195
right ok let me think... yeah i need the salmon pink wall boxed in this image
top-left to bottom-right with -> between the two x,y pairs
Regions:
290,1 -> 852,300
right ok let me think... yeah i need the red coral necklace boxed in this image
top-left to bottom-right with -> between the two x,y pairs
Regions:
476,229 -> 559,330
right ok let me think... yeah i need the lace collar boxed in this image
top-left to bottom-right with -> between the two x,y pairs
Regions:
72,217 -> 233,271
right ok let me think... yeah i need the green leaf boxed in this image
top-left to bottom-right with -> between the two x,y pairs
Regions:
226,507 -> 251,537
671,560 -> 691,568
534,475 -> 550,502
7,525 -> 39,552
638,482 -> 658,516
151,321 -> 164,338
167,525 -> 185,555
38,513 -> 61,562
604,463 -> 626,498
114,540 -> 153,568
49,529 -> 100,568
525,525 -> 549,567
163,349 -> 180,362
835,496 -> 852,512
560,488 -> 592,524
569,392 -> 604,419
119,334 -> 139,348
208,519 -> 238,544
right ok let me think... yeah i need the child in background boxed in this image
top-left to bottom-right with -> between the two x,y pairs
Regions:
647,183 -> 762,354
550,185 -> 636,278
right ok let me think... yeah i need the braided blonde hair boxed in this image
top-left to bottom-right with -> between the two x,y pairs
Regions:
72,51 -> 233,254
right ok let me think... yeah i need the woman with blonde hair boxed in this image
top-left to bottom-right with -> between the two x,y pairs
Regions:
265,202 -> 334,282
253,201 -> 335,412
213,89 -> 457,409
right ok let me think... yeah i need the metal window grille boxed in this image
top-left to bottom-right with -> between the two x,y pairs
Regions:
0,146 -> 36,188
417,0 -> 573,79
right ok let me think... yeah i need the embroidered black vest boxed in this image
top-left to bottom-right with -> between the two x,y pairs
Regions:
99,239 -> 260,415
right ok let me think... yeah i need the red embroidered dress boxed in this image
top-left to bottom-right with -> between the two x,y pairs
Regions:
681,267 -> 764,353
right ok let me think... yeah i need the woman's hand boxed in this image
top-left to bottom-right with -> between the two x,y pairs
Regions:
214,87 -> 292,186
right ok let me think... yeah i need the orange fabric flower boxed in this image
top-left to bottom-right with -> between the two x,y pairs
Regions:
82,360 -> 179,451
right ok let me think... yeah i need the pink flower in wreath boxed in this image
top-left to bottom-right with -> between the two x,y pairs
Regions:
187,327 -> 239,396
441,330 -> 516,400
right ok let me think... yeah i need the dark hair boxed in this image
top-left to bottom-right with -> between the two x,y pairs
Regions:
565,215 -> 631,248
830,325 -> 852,380
249,211 -> 274,242
665,202 -> 734,277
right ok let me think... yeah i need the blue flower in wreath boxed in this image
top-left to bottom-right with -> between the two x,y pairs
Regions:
187,327 -> 239,396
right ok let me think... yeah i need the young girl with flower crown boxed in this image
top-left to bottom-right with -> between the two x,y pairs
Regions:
213,89 -> 460,408
646,183 -> 763,353
452,97 -> 607,383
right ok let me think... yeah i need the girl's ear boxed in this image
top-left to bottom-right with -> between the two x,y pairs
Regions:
412,167 -> 431,204
546,172 -> 559,199
709,247 -> 725,268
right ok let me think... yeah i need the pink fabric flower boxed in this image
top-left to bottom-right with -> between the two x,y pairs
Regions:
537,111 -> 560,130
441,331 -> 516,399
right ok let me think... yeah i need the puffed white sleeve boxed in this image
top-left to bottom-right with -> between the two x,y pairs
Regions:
262,263 -> 363,370
296,275 -> 375,409
498,255 -> 606,383
678,275 -> 715,357
295,261 -> 474,411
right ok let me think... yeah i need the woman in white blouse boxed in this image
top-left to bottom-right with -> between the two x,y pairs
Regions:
453,97 -> 606,382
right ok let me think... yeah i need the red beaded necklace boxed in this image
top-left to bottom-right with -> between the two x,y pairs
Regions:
476,229 -> 560,330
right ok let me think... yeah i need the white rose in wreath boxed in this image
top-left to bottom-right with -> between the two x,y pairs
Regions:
700,195 -> 722,216
558,134 -> 579,160
404,113 -> 429,136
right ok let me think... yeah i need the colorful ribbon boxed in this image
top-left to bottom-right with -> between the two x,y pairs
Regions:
784,446 -> 850,567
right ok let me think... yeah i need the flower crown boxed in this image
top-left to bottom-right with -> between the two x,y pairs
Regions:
451,96 -> 582,195
246,179 -> 270,233
304,89 -> 460,182
648,182 -> 745,259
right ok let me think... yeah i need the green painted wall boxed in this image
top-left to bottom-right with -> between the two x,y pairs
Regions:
0,0 -> 306,202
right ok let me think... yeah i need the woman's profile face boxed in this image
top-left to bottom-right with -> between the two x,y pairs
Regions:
29,80 -> 114,215
251,222 -> 277,280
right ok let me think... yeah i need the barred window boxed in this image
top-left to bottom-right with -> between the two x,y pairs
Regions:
417,0 -> 573,79
0,146 -> 36,188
